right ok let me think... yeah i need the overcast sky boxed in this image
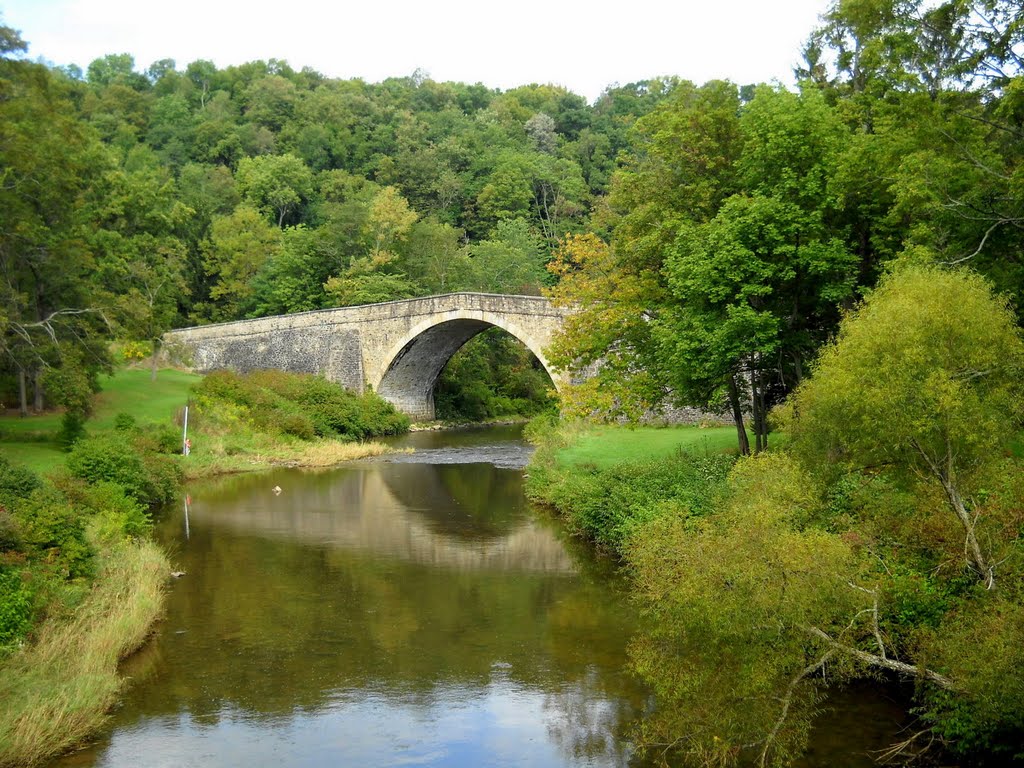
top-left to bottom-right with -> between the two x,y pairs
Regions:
2,0 -> 832,102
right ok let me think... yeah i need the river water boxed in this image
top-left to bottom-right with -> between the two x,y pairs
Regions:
48,426 -> 907,767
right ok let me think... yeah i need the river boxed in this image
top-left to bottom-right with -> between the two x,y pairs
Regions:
48,425 -> 908,767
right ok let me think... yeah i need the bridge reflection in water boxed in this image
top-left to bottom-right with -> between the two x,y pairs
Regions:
184,460 -> 577,574
43,432 -> 650,768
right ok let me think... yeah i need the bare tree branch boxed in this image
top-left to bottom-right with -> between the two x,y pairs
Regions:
802,625 -> 957,689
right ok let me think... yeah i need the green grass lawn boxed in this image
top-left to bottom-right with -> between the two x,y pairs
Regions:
0,367 -> 200,473
554,423 -> 744,469
90,368 -> 200,429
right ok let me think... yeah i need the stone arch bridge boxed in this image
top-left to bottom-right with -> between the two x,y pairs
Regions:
164,293 -> 571,421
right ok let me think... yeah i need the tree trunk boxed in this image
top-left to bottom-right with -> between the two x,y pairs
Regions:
913,439 -> 995,589
749,363 -> 767,453
32,367 -> 44,412
727,374 -> 750,456
18,367 -> 28,418
942,476 -> 994,588
756,373 -> 769,451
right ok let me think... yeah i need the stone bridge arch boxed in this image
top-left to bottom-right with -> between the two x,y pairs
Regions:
370,308 -> 562,420
164,293 -> 571,421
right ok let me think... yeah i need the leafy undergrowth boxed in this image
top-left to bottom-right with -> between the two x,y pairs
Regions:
524,418 -> 738,553
183,369 -> 409,478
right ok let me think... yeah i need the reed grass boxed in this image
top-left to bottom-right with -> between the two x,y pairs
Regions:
0,537 -> 169,767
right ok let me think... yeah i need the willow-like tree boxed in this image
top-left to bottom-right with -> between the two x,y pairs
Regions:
789,261 -> 1024,588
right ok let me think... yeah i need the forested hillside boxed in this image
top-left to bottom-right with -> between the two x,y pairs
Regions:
0,18 -> 676,417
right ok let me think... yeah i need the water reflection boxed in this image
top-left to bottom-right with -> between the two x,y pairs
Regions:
49,432 -> 648,768
179,462 -> 576,573
46,427 -> 910,768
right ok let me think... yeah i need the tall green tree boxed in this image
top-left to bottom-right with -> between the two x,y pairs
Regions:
88,152 -> 191,379
236,153 -> 313,227
0,45 -> 111,412
199,205 -> 282,321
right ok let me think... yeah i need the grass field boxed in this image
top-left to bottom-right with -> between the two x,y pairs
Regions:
0,368 -> 199,473
553,423 -> 743,469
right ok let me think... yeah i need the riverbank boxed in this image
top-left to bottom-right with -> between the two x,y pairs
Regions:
178,435 -> 399,480
0,367 -> 411,767
527,413 -> 1024,765
0,536 -> 169,768
524,420 -> 739,552
0,368 -> 408,480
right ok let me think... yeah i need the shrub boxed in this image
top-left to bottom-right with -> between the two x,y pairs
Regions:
120,340 -> 149,361
113,412 -> 137,432
79,481 -> 152,544
66,436 -> 181,506
193,369 -> 409,440
0,510 -> 21,551
529,451 -> 734,553
57,412 -> 87,451
0,567 -> 32,646
11,486 -> 94,580
135,423 -> 185,455
139,454 -> 182,506
0,455 -> 40,502
276,410 -> 317,440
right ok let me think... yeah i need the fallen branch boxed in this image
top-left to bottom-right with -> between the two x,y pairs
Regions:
802,626 -> 957,690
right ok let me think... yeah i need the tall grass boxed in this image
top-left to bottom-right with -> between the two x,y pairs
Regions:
0,538 -> 168,767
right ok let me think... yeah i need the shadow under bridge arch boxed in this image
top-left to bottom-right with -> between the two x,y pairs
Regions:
373,313 -> 562,422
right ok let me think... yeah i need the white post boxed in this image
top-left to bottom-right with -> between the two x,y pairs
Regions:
182,405 -> 189,455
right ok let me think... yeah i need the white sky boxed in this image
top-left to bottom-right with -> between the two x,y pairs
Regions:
2,0 -> 832,103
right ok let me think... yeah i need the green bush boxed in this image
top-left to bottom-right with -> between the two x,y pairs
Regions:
0,567 -> 32,646
113,412 -> 137,432
276,410 -> 317,440
66,435 -> 181,506
193,369 -> 409,440
57,412 -> 87,451
0,509 -> 21,551
135,423 -> 186,455
11,486 -> 94,580
528,452 -> 734,553
79,481 -> 152,544
139,454 -> 182,505
0,454 -> 40,502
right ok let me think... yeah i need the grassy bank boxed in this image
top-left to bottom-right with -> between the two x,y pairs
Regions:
525,420 -> 740,553
0,367 -> 404,478
179,436 -> 396,480
180,369 -> 409,479
0,368 -> 201,475
550,422 -> 741,469
0,538 -> 169,767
